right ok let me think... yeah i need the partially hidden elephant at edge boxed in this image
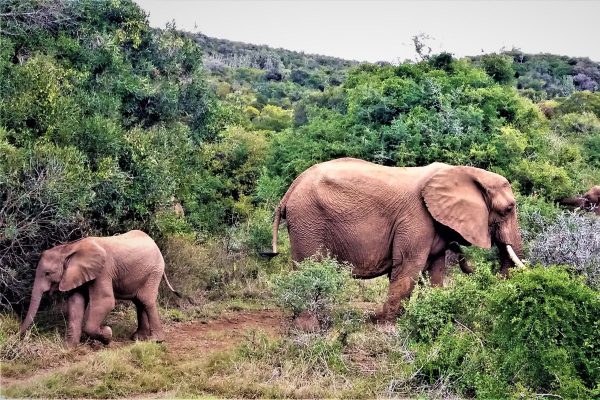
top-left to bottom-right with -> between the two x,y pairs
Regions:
559,186 -> 600,215
19,230 -> 180,346
267,158 -> 524,320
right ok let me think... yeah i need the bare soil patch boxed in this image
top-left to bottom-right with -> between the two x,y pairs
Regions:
163,309 -> 283,360
1,309 -> 284,391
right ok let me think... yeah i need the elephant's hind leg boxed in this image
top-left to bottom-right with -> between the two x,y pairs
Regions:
136,283 -> 165,342
131,298 -> 152,341
138,300 -> 164,342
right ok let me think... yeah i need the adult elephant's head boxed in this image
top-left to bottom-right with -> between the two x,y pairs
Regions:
19,240 -> 106,335
423,166 -> 524,274
559,186 -> 600,214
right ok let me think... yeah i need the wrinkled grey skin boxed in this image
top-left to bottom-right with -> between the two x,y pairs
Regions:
269,158 -> 523,320
19,230 -> 179,347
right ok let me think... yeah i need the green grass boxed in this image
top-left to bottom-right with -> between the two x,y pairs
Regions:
4,266 -> 594,399
1,324 -> 426,399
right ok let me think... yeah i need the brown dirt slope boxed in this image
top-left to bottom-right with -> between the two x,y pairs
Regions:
1,309 -> 284,390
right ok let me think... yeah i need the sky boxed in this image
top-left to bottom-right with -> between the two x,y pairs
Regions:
135,1 -> 600,63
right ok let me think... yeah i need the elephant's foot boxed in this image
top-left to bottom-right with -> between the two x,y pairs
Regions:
131,330 -> 152,341
91,326 -> 112,344
370,308 -> 400,324
65,339 -> 81,349
149,330 -> 165,342
131,329 -> 164,342
131,331 -> 146,341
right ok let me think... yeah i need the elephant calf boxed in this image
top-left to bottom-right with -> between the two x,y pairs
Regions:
267,158 -> 524,321
19,230 -> 180,346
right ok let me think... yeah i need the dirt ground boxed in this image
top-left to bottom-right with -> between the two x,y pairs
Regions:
1,309 -> 285,391
163,309 -> 283,358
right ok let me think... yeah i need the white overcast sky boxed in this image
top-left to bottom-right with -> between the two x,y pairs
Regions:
135,1 -> 599,63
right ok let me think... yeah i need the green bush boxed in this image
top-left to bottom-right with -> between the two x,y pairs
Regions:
487,267 -> 600,398
551,112 -> 600,137
272,256 -> 355,317
399,264 -> 496,343
243,207 -> 274,253
476,53 -> 515,84
585,133 -> 600,167
398,266 -> 600,398
517,194 -> 561,246
0,142 -> 93,308
556,91 -> 600,118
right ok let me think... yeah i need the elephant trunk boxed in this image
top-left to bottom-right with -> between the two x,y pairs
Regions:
559,196 -> 586,208
19,280 -> 46,335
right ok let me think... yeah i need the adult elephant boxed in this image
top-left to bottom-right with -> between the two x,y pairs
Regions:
267,158 -> 524,320
19,230 -> 180,346
559,186 -> 600,215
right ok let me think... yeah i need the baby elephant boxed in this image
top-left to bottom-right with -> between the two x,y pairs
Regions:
19,230 -> 180,346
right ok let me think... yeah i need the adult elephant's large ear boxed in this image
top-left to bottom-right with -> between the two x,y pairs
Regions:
59,240 -> 106,292
422,166 -> 491,249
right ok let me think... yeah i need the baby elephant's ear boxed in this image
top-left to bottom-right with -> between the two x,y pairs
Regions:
59,240 -> 106,292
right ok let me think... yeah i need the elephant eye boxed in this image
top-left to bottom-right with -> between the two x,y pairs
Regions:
501,204 -> 514,215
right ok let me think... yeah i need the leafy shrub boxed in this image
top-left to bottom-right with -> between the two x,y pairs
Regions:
510,159 -> 572,199
551,112 -> 600,137
272,256 -> 355,318
398,266 -> 600,398
243,207 -> 274,253
487,267 -> 600,398
517,194 -> 561,246
0,142 -> 92,308
251,105 -> 293,132
529,212 -> 600,289
160,235 -> 218,300
160,235 -> 264,303
399,264 -> 496,343
585,132 -> 600,167
476,53 -> 515,84
556,91 -> 600,118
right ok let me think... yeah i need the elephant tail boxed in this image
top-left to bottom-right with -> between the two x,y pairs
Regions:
162,272 -> 182,298
259,164 -> 318,259
260,202 -> 285,259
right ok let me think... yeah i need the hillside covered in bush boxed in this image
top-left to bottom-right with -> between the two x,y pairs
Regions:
1,0 -> 599,398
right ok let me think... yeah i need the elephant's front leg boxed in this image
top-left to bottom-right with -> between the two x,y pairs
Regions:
84,282 -> 115,344
66,292 -> 86,347
427,254 -> 446,287
448,243 -> 473,274
378,261 -> 425,321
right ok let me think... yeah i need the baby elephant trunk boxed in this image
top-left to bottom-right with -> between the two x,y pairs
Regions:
19,281 -> 45,335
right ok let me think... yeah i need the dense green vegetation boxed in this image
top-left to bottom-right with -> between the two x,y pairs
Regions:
1,0 -> 599,398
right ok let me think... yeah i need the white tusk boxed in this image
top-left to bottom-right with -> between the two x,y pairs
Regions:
506,245 -> 525,268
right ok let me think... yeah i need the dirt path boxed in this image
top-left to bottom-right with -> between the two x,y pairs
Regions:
1,309 -> 285,390
163,309 -> 284,359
